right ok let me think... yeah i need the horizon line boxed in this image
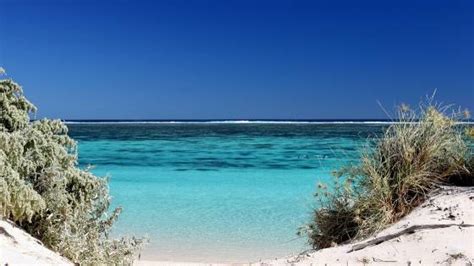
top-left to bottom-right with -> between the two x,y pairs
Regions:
50,118 -> 474,125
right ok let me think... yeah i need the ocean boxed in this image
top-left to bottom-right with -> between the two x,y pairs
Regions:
68,122 -> 386,262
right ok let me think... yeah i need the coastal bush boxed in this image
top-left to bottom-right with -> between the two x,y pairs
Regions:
0,70 -> 142,264
302,98 -> 473,249
467,127 -> 474,138
301,178 -> 359,249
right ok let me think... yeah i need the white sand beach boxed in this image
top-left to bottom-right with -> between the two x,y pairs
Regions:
2,186 -> 473,266
0,219 -> 72,265
263,186 -> 474,265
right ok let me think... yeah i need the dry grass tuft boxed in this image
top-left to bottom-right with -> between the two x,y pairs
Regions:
303,97 -> 473,249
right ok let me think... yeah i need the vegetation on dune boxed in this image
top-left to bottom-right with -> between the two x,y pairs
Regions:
301,97 -> 473,249
0,70 -> 143,264
467,127 -> 474,138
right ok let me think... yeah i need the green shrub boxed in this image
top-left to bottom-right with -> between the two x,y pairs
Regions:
0,71 -> 143,264
303,99 -> 473,249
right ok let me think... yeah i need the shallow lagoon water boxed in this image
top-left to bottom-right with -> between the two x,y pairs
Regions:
69,123 -> 384,262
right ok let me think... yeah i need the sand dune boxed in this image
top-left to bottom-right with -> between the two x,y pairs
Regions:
262,186 -> 474,266
0,219 -> 72,265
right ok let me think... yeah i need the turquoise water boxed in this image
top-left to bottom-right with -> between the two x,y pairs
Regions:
68,123 -> 384,262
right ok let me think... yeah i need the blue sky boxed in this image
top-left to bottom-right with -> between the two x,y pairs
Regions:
0,0 -> 472,119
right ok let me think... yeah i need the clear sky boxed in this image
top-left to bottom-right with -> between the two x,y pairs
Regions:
0,0 -> 472,120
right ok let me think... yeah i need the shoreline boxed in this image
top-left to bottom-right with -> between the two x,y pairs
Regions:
2,186 -> 472,265
135,186 -> 474,265
136,186 -> 474,265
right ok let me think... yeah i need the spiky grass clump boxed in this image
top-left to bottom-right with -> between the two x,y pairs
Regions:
0,73 -> 143,263
304,100 -> 473,249
300,179 -> 359,249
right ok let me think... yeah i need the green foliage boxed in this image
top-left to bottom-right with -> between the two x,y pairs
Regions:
0,73 -> 143,264
303,99 -> 473,249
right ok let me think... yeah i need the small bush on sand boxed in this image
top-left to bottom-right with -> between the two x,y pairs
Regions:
302,178 -> 359,249
302,97 -> 473,249
0,71 -> 143,264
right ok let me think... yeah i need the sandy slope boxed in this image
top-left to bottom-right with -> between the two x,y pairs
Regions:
2,186 -> 473,265
261,186 -> 474,266
0,219 -> 72,265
